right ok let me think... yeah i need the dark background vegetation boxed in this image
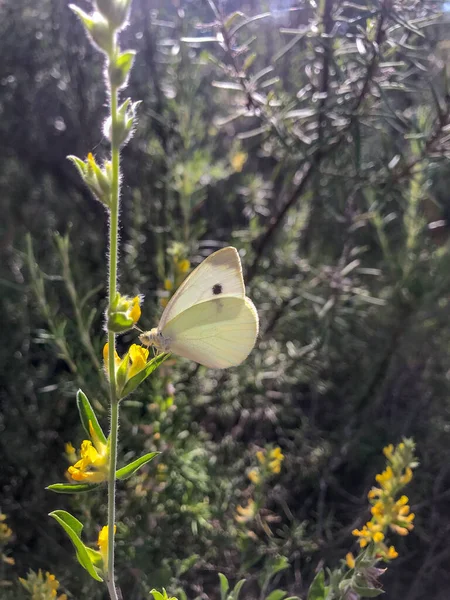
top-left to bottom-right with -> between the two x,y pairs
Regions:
1,0 -> 450,598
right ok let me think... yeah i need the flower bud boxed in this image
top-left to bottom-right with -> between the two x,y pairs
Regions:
107,293 -> 141,333
95,0 -> 131,30
109,50 -> 136,89
67,153 -> 112,207
103,99 -> 141,147
69,6 -> 113,55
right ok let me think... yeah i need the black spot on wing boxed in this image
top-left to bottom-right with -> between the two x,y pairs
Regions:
212,283 -> 223,295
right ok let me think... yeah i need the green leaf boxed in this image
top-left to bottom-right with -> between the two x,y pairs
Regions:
268,555 -> 290,577
116,354 -> 129,393
120,353 -> 170,398
242,52 -> 257,71
307,570 -> 325,600
77,389 -> 107,445
231,579 -> 246,600
46,482 -> 102,494
265,591 -> 287,600
352,584 -> 384,598
219,573 -> 229,600
116,452 -> 159,480
176,554 -> 199,577
49,510 -> 103,582
150,589 -> 177,600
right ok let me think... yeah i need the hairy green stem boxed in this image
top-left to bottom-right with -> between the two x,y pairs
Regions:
107,43 -> 121,600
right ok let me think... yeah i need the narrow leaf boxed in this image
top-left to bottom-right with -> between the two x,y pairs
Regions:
77,389 -> 107,444
46,482 -> 102,494
231,579 -> 246,600
352,584 -> 384,598
116,452 -> 159,480
49,509 -> 83,537
212,81 -> 243,91
120,353 -> 170,398
307,570 -> 325,600
49,510 -> 103,582
266,591 -> 287,600
181,36 -> 218,43
219,573 -> 229,600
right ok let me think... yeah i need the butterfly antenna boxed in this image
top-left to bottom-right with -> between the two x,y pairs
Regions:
133,324 -> 144,333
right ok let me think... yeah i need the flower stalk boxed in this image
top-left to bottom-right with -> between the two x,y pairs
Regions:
106,33 -> 121,600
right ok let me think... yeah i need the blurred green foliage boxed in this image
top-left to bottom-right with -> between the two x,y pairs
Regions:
2,0 -> 450,599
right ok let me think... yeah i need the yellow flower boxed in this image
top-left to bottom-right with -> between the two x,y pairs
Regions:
371,501 -> 384,518
256,450 -> 265,465
65,442 -> 75,454
127,344 -> 149,379
0,514 -> 13,544
375,466 -> 394,491
231,151 -> 247,172
164,278 -> 173,291
383,444 -> 394,460
269,459 -> 282,474
248,469 -> 260,484
64,442 -> 77,465
270,447 -> 284,461
98,525 -> 116,572
67,421 -> 108,483
103,342 -> 150,394
103,342 -> 121,378
235,499 -> 257,523
368,487 -> 381,499
129,296 -> 141,323
177,259 -> 190,274
400,467 -> 413,485
345,552 -> 356,569
386,545 -> 398,560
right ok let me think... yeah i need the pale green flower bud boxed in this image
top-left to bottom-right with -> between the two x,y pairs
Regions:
103,99 -> 141,147
95,0 -> 132,30
69,5 -> 113,55
109,50 -> 136,89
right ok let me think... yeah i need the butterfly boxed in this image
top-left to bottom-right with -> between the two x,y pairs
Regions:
139,247 -> 259,369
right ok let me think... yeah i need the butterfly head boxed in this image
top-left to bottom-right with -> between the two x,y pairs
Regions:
139,328 -> 171,352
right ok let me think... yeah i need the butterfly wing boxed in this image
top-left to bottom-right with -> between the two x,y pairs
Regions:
161,296 -> 259,369
159,247 -> 245,330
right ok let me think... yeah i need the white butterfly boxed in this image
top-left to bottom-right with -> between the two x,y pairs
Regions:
139,247 -> 259,369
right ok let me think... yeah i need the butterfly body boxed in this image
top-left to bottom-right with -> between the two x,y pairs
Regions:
139,328 -> 171,352
139,247 -> 259,369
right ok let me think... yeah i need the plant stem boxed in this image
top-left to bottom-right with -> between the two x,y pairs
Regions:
107,40 -> 121,600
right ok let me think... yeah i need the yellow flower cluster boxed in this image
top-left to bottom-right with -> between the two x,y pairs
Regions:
19,569 -> 67,600
352,440 -> 416,561
66,421 -> 108,483
0,513 -> 14,567
248,446 -> 285,484
0,513 -> 13,545
237,447 -> 285,524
